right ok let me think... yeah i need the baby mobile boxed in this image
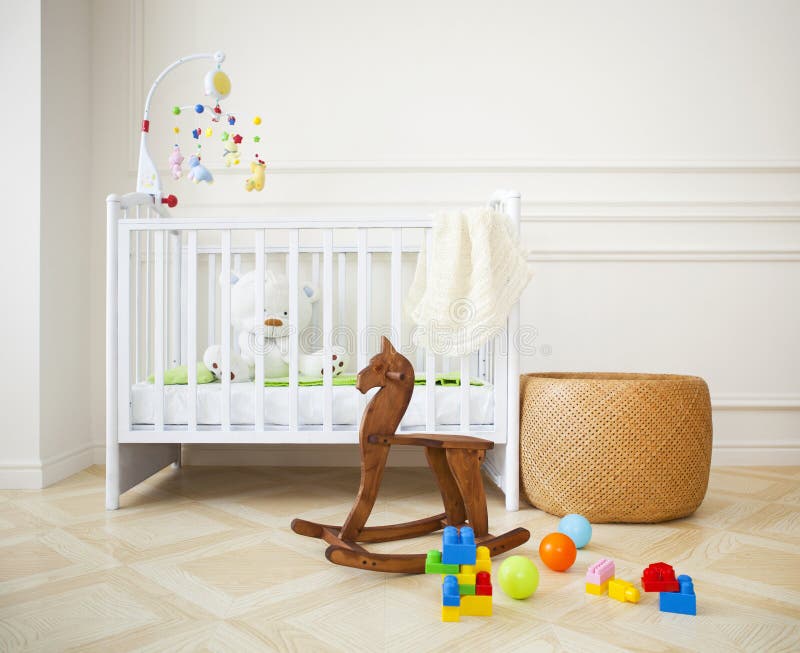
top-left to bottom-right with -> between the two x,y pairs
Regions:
169,68 -> 265,190
136,51 -> 266,210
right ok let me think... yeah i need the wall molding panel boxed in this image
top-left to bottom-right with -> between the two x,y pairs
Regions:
93,0 -> 799,473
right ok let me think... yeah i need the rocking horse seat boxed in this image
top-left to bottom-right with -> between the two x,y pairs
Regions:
367,433 -> 494,450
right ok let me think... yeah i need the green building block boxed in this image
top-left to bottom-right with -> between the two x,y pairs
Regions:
425,550 -> 460,575
460,584 -> 476,595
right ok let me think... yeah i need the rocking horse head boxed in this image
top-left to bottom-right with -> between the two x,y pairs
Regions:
356,337 -> 415,394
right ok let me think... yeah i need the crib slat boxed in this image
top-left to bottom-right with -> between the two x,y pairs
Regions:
145,233 -> 151,378
187,230 -> 198,432
391,228 -> 402,346
337,252 -> 346,331
357,229 -> 368,420
494,326 -> 508,447
288,230 -> 299,432
134,232 -> 140,380
116,225 -> 131,435
323,230 -> 334,432
153,231 -> 165,431
221,230 -> 232,431
311,252 -> 320,331
460,356 -> 470,431
180,243 -> 188,366
254,230 -> 265,431
169,231 -> 181,368
207,253 -> 216,345
425,230 -> 436,432
366,252 -> 372,338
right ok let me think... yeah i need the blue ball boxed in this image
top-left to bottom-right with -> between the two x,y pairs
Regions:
194,103 -> 204,113
558,513 -> 592,549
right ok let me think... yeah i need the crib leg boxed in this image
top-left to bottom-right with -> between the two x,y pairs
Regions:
106,443 -> 181,509
172,445 -> 182,469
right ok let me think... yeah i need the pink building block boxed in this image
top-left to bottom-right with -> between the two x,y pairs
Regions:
586,558 -> 615,586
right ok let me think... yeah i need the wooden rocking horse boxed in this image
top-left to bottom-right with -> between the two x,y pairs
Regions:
291,337 -> 530,572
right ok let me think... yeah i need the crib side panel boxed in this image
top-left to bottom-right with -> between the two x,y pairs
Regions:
115,218 -> 510,446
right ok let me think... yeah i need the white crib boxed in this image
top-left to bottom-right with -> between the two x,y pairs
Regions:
105,190 -> 522,511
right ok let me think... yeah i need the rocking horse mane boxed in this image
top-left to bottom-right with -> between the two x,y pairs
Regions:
356,337 -> 415,445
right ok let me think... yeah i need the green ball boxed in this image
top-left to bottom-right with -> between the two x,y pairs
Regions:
498,556 -> 539,599
172,106 -> 181,115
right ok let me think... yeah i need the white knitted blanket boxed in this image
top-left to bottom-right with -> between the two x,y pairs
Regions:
407,207 -> 532,356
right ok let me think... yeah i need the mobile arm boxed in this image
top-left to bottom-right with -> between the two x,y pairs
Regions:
136,51 -> 226,206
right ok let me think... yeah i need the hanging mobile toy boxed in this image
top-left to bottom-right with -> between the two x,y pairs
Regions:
137,51 -> 231,208
187,155 -> 214,184
244,154 -> 266,192
223,134 -> 242,167
168,145 -> 184,180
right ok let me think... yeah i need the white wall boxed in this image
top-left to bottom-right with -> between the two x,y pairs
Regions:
86,0 -> 799,466
0,0 -> 42,487
40,0 -> 93,480
0,0 -> 92,488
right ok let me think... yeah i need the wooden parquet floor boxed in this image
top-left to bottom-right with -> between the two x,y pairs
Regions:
0,465 -> 798,652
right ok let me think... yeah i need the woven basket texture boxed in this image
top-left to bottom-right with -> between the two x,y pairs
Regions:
520,372 -> 713,523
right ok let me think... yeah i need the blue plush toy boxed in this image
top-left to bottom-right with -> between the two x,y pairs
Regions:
187,155 -> 213,184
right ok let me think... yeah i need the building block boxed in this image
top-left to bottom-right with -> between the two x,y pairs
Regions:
460,595 -> 492,617
642,562 -> 680,593
475,546 -> 492,574
608,578 -> 641,604
460,584 -> 476,595
659,575 -> 696,616
444,570 -> 477,586
425,549 -> 459,575
585,581 -> 607,596
442,575 -> 461,607
475,571 -> 492,596
441,606 -> 460,622
442,526 -> 477,565
586,558 -> 615,586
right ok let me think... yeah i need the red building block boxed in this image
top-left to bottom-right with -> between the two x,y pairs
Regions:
475,571 -> 492,596
642,562 -> 680,592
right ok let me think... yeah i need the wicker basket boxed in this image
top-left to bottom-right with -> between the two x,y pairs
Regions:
519,372 -> 712,523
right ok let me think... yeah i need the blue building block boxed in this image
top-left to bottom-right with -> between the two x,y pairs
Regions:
659,575 -> 697,616
442,526 -> 477,565
442,575 -> 461,607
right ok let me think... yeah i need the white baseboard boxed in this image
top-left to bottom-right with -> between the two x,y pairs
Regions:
710,444 -> 800,466
0,463 -> 43,489
0,443 -> 96,489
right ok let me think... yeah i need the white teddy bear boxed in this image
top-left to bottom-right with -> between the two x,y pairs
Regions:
203,270 -> 348,382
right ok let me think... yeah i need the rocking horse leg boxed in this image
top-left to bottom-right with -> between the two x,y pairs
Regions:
445,448 -> 489,536
338,443 -> 390,541
424,447 -> 468,526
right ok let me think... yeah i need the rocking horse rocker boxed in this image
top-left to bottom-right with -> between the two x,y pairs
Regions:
291,337 -> 530,573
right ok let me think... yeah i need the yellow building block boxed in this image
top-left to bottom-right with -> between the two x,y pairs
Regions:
441,606 -> 460,622
460,595 -> 492,617
585,581 -> 608,595
442,571 -> 476,585
475,546 -> 492,574
608,578 -> 641,604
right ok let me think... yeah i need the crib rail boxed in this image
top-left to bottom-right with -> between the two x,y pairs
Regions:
107,192 -> 521,509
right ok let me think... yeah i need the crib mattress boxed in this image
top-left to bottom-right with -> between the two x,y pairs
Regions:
130,382 -> 494,427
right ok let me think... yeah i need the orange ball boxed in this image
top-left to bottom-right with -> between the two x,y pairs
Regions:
538,532 -> 577,571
